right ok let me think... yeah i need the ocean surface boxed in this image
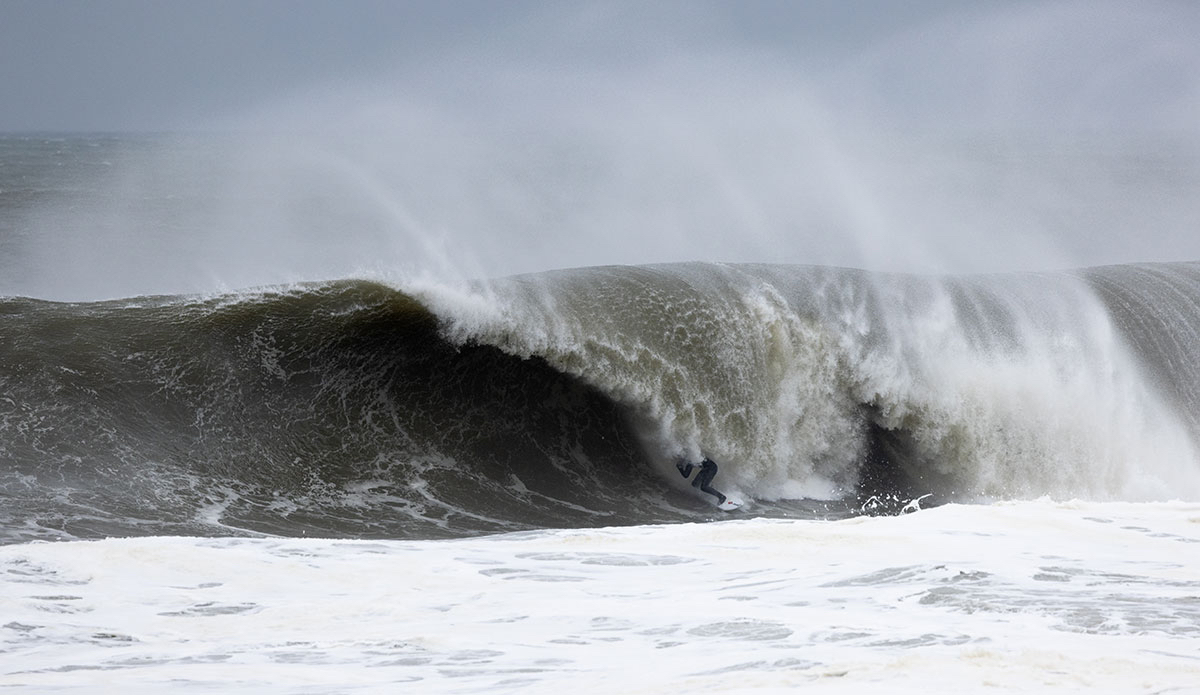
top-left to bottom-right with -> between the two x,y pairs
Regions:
2,135 -> 1199,692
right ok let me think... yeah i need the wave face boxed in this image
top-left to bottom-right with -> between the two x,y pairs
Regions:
3,262 -> 1200,543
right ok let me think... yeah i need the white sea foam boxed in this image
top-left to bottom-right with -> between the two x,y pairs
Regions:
3,501 -> 1198,693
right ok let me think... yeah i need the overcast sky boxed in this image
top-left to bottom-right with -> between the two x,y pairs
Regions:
3,0 -> 1196,133
4,0 -> 1200,295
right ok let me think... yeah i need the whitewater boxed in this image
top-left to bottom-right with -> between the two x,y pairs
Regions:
3,502 -> 1198,693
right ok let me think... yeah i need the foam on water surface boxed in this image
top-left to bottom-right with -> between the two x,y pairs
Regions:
3,501 -> 1198,693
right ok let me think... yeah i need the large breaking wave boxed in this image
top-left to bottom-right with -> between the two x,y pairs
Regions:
2,261 -> 1199,543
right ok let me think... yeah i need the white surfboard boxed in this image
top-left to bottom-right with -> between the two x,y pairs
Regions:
717,498 -> 742,511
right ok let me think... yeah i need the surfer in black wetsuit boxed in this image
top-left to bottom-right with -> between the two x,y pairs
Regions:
676,458 -> 726,505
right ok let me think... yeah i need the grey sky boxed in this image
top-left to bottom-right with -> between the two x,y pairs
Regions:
8,0 -> 1194,133
0,0 -> 500,131
4,0 -> 1200,296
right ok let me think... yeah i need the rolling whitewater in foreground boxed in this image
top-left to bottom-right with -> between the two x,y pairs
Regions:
1,136 -> 1199,692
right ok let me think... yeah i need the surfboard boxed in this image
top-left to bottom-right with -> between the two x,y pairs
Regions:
717,499 -> 742,511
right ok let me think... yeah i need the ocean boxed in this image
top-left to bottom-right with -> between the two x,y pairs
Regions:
1,135 -> 1199,693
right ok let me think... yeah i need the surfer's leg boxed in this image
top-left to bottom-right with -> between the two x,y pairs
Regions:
694,462 -> 726,504
699,482 -> 726,505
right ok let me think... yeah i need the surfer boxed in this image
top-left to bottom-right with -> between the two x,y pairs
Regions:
676,458 -> 726,505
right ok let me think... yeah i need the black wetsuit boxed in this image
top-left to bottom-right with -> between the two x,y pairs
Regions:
676,458 -> 726,505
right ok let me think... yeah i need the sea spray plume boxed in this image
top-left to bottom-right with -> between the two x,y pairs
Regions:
5,2 -> 1199,302
3,125 -> 500,301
